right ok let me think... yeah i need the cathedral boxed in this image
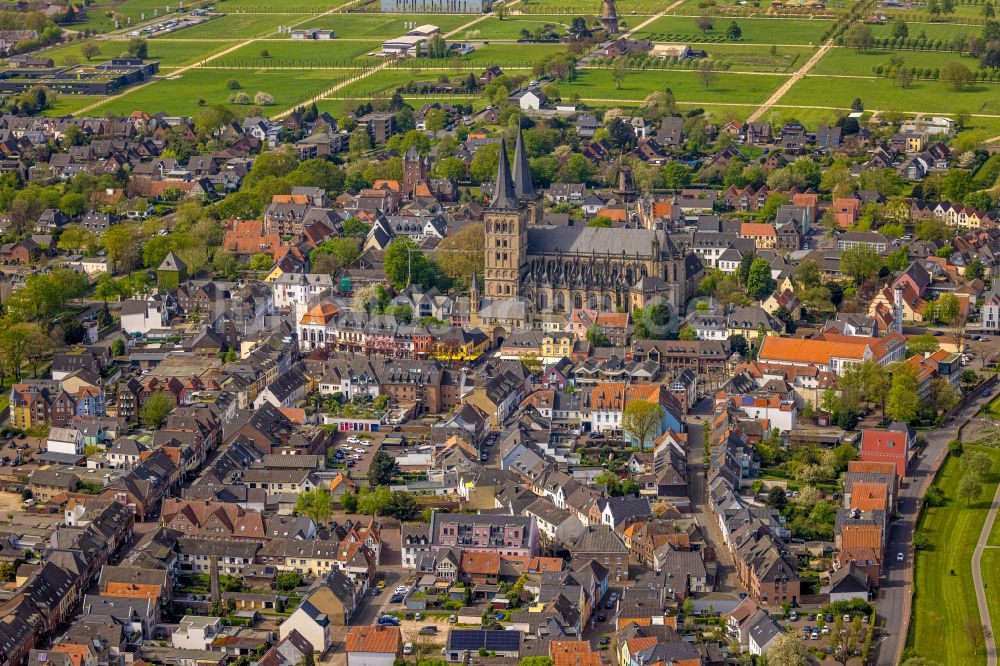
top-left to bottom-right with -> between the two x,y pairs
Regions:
473,129 -> 703,327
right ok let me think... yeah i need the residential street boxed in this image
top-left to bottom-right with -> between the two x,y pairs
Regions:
686,397 -> 742,593
874,382 -> 997,666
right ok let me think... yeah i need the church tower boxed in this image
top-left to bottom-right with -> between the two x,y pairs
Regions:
483,138 -> 527,300
403,146 -> 427,196
512,126 -> 543,225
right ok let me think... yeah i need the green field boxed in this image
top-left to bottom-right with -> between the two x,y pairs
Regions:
782,75 -> 1000,115
559,67 -> 787,104
908,445 -> 1000,666
693,43 -> 815,72
985,549 -> 1000,655
329,67 -> 532,99
517,0 -> 665,12
634,15 -> 834,44
868,19 -> 984,41
296,13 -> 473,37
210,39 -> 384,68
87,67 -> 347,116
405,43 -> 570,68
43,94 -> 106,117
171,13 -> 312,38
810,46 -> 980,76
455,15 -> 578,39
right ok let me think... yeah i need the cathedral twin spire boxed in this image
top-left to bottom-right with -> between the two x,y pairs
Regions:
490,127 -> 534,210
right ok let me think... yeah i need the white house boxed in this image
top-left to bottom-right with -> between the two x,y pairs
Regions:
512,88 -> 546,111
47,427 -> 84,456
280,598 -> 334,654
120,294 -> 171,336
981,283 -> 1000,332
172,616 -> 223,650
270,272 -> 335,318
524,497 -> 585,545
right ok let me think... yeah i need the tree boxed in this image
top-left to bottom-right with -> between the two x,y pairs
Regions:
727,20 -> 742,39
126,37 -> 148,58
746,258 -> 776,300
0,562 -> 13,582
295,488 -> 334,525
907,333 -> 940,356
219,574 -> 245,593
586,326 -> 611,347
662,162 -> 693,190
81,42 -> 101,60
767,633 -> 809,666
384,237 -> 436,290
841,245 -> 882,284
140,391 -> 174,429
275,571 -> 303,591
678,326 -> 698,340
587,216 -> 613,228
961,450 -> 994,477
941,61 -> 973,90
696,15 -> 713,34
738,252 -> 756,286
697,60 -> 717,89
886,366 -> 920,423
957,471 -> 984,505
794,258 -> 821,288
932,292 -> 961,326
846,24 -> 874,52
111,339 -> 125,357
622,400 -> 662,451
357,485 -> 393,515
612,57 -> 627,90
766,486 -> 788,510
434,156 -> 467,180
829,616 -> 865,666
435,223 -> 483,286
368,451 -> 397,487
341,491 -> 358,513
896,67 -> 914,89
892,17 -> 909,39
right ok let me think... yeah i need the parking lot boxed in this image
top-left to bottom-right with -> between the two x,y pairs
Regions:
328,430 -> 386,478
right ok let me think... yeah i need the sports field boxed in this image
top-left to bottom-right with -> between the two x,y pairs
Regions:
22,0 -> 1000,133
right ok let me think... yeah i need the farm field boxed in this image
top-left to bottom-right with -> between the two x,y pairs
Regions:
209,39 -> 384,68
908,445 -> 1000,666
594,43 -> 817,73
406,43 -> 569,68
867,19 -> 986,41
295,13 -> 473,38
87,67 -> 349,116
455,15 -> 579,39
170,13 -> 313,39
782,75 -> 1000,115
559,67 -> 787,105
330,67 -> 532,99
809,46 -> 981,76
633,15 -> 834,44
516,0 -> 665,13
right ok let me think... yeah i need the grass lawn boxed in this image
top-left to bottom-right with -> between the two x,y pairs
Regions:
172,13 -> 312,39
88,68 -> 348,116
694,43 -> 815,72
405,43 -> 569,68
42,95 -> 106,116
782,75 -> 1000,115
517,0 -> 663,12
867,20 -> 984,41
560,67 -> 787,105
454,15 -> 578,39
908,445 -> 1000,666
295,13 -> 473,38
985,549 -> 1000,655
210,38 -> 384,68
986,394 -> 1000,420
34,37 -> 243,68
213,0 -> 355,10
633,15 -> 834,44
810,46 -> 980,76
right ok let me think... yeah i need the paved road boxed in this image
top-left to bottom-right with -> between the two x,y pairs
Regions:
874,387 -> 997,666
973,476 -> 1000,666
685,398 -> 743,593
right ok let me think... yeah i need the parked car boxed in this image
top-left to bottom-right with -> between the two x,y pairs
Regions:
419,626 -> 438,635
897,552 -> 905,562
449,614 -> 458,623
390,594 -> 404,603
403,643 -> 413,655
415,612 -> 423,621
597,613 -> 606,622
378,615 -> 400,626
377,580 -> 385,589
599,637 -> 610,647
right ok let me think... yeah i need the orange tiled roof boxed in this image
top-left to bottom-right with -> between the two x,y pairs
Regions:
105,581 -> 162,604
850,482 -> 888,511
346,626 -> 401,654
300,301 -> 340,326
740,222 -> 776,237
590,382 -> 626,410
50,645 -> 91,666
759,336 -> 869,365
272,194 -> 310,204
841,524 -> 882,550
550,641 -> 603,666
847,460 -> 897,476
460,550 -> 501,575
